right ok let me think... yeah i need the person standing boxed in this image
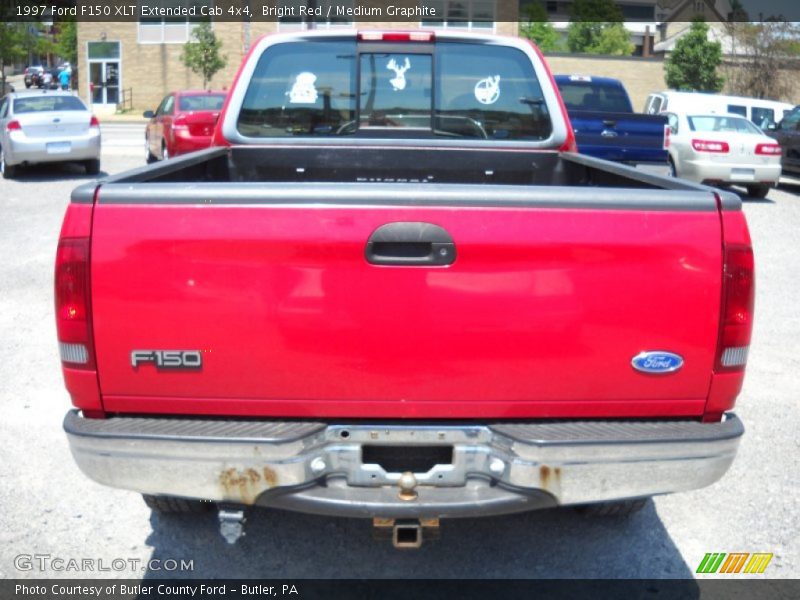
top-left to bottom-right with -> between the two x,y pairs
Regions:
59,68 -> 71,91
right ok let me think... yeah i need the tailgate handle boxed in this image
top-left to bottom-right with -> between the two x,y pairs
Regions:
365,222 -> 456,266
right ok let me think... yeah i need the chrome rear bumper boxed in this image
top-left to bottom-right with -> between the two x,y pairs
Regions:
64,410 -> 743,518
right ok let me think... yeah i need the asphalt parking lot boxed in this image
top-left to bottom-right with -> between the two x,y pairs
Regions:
0,123 -> 797,580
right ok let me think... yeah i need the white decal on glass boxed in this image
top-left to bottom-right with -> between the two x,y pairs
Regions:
288,72 -> 319,104
386,58 -> 411,91
474,75 -> 501,105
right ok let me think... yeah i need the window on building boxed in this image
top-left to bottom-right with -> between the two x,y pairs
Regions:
277,0 -> 354,31
422,0 -> 495,31
619,3 -> 656,20
137,0 -> 208,44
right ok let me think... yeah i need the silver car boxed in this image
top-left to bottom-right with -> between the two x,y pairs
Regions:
0,91 -> 101,179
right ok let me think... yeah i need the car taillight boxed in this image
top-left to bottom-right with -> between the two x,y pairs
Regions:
55,238 -> 95,370
358,31 -> 434,42
172,114 -> 188,130
7,120 -> 21,132
90,115 -> 100,128
663,124 -> 671,149
755,143 -> 781,155
715,245 -> 754,373
692,139 -> 729,153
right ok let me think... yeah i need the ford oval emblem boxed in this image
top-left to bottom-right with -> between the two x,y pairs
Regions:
631,351 -> 684,374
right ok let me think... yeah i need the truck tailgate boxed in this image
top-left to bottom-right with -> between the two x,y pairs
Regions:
90,183 -> 722,419
569,110 -> 668,164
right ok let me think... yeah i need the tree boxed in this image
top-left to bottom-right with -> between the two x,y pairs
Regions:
586,23 -> 634,56
55,19 -> 77,66
0,23 -> 25,93
519,1 -> 561,52
566,0 -> 632,56
664,19 -> 724,92
181,22 -> 226,90
722,20 -> 800,101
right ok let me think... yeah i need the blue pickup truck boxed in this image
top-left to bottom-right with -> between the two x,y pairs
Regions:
555,75 -> 669,169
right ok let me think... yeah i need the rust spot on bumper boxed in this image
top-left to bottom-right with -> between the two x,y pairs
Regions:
219,467 -> 278,504
539,465 -> 562,491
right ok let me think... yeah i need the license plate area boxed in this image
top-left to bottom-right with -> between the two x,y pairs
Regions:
730,168 -> 755,181
47,141 -> 71,154
362,445 -> 453,474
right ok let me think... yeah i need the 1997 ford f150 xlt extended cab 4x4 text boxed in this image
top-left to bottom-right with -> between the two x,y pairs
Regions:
57,30 -> 753,548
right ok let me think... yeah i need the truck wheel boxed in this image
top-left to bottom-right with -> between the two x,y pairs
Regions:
746,184 -> 770,199
574,498 -> 649,517
142,494 -> 213,514
1,147 -> 16,179
84,159 -> 101,175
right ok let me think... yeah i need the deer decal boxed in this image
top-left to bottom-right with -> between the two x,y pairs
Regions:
386,57 -> 411,91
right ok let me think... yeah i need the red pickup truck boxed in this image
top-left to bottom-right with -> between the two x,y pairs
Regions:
58,30 -> 753,548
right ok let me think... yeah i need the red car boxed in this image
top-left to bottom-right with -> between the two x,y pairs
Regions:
143,90 -> 227,162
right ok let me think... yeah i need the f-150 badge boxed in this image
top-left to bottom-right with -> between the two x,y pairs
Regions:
631,351 -> 683,374
131,350 -> 202,370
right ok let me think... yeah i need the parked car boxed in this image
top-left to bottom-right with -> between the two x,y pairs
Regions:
39,68 -> 62,90
24,66 -> 44,89
60,30 -> 753,549
665,111 -> 781,197
645,90 -> 794,131
555,75 -> 669,169
143,90 -> 227,162
765,105 -> 800,176
0,91 -> 101,178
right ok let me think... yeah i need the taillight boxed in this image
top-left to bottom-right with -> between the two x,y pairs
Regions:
7,120 -> 21,132
55,238 -> 95,370
755,143 -> 781,156
358,31 -> 434,42
663,124 -> 671,149
172,114 -> 188,131
692,139 -> 729,153
90,115 -> 100,128
715,246 -> 754,373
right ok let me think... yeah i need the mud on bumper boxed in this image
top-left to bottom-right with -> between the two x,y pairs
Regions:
64,410 -> 743,519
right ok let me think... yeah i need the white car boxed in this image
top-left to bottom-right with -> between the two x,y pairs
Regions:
665,112 -> 782,198
0,91 -> 101,179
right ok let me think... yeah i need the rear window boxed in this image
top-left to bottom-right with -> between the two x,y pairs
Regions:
179,94 -> 226,111
14,96 -> 87,113
237,40 -> 552,141
557,80 -> 632,113
688,115 -> 761,134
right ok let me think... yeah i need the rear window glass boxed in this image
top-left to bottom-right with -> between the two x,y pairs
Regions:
688,115 -> 761,134
14,96 -> 87,113
179,94 -> 226,111
557,81 -> 632,113
237,40 -> 552,141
